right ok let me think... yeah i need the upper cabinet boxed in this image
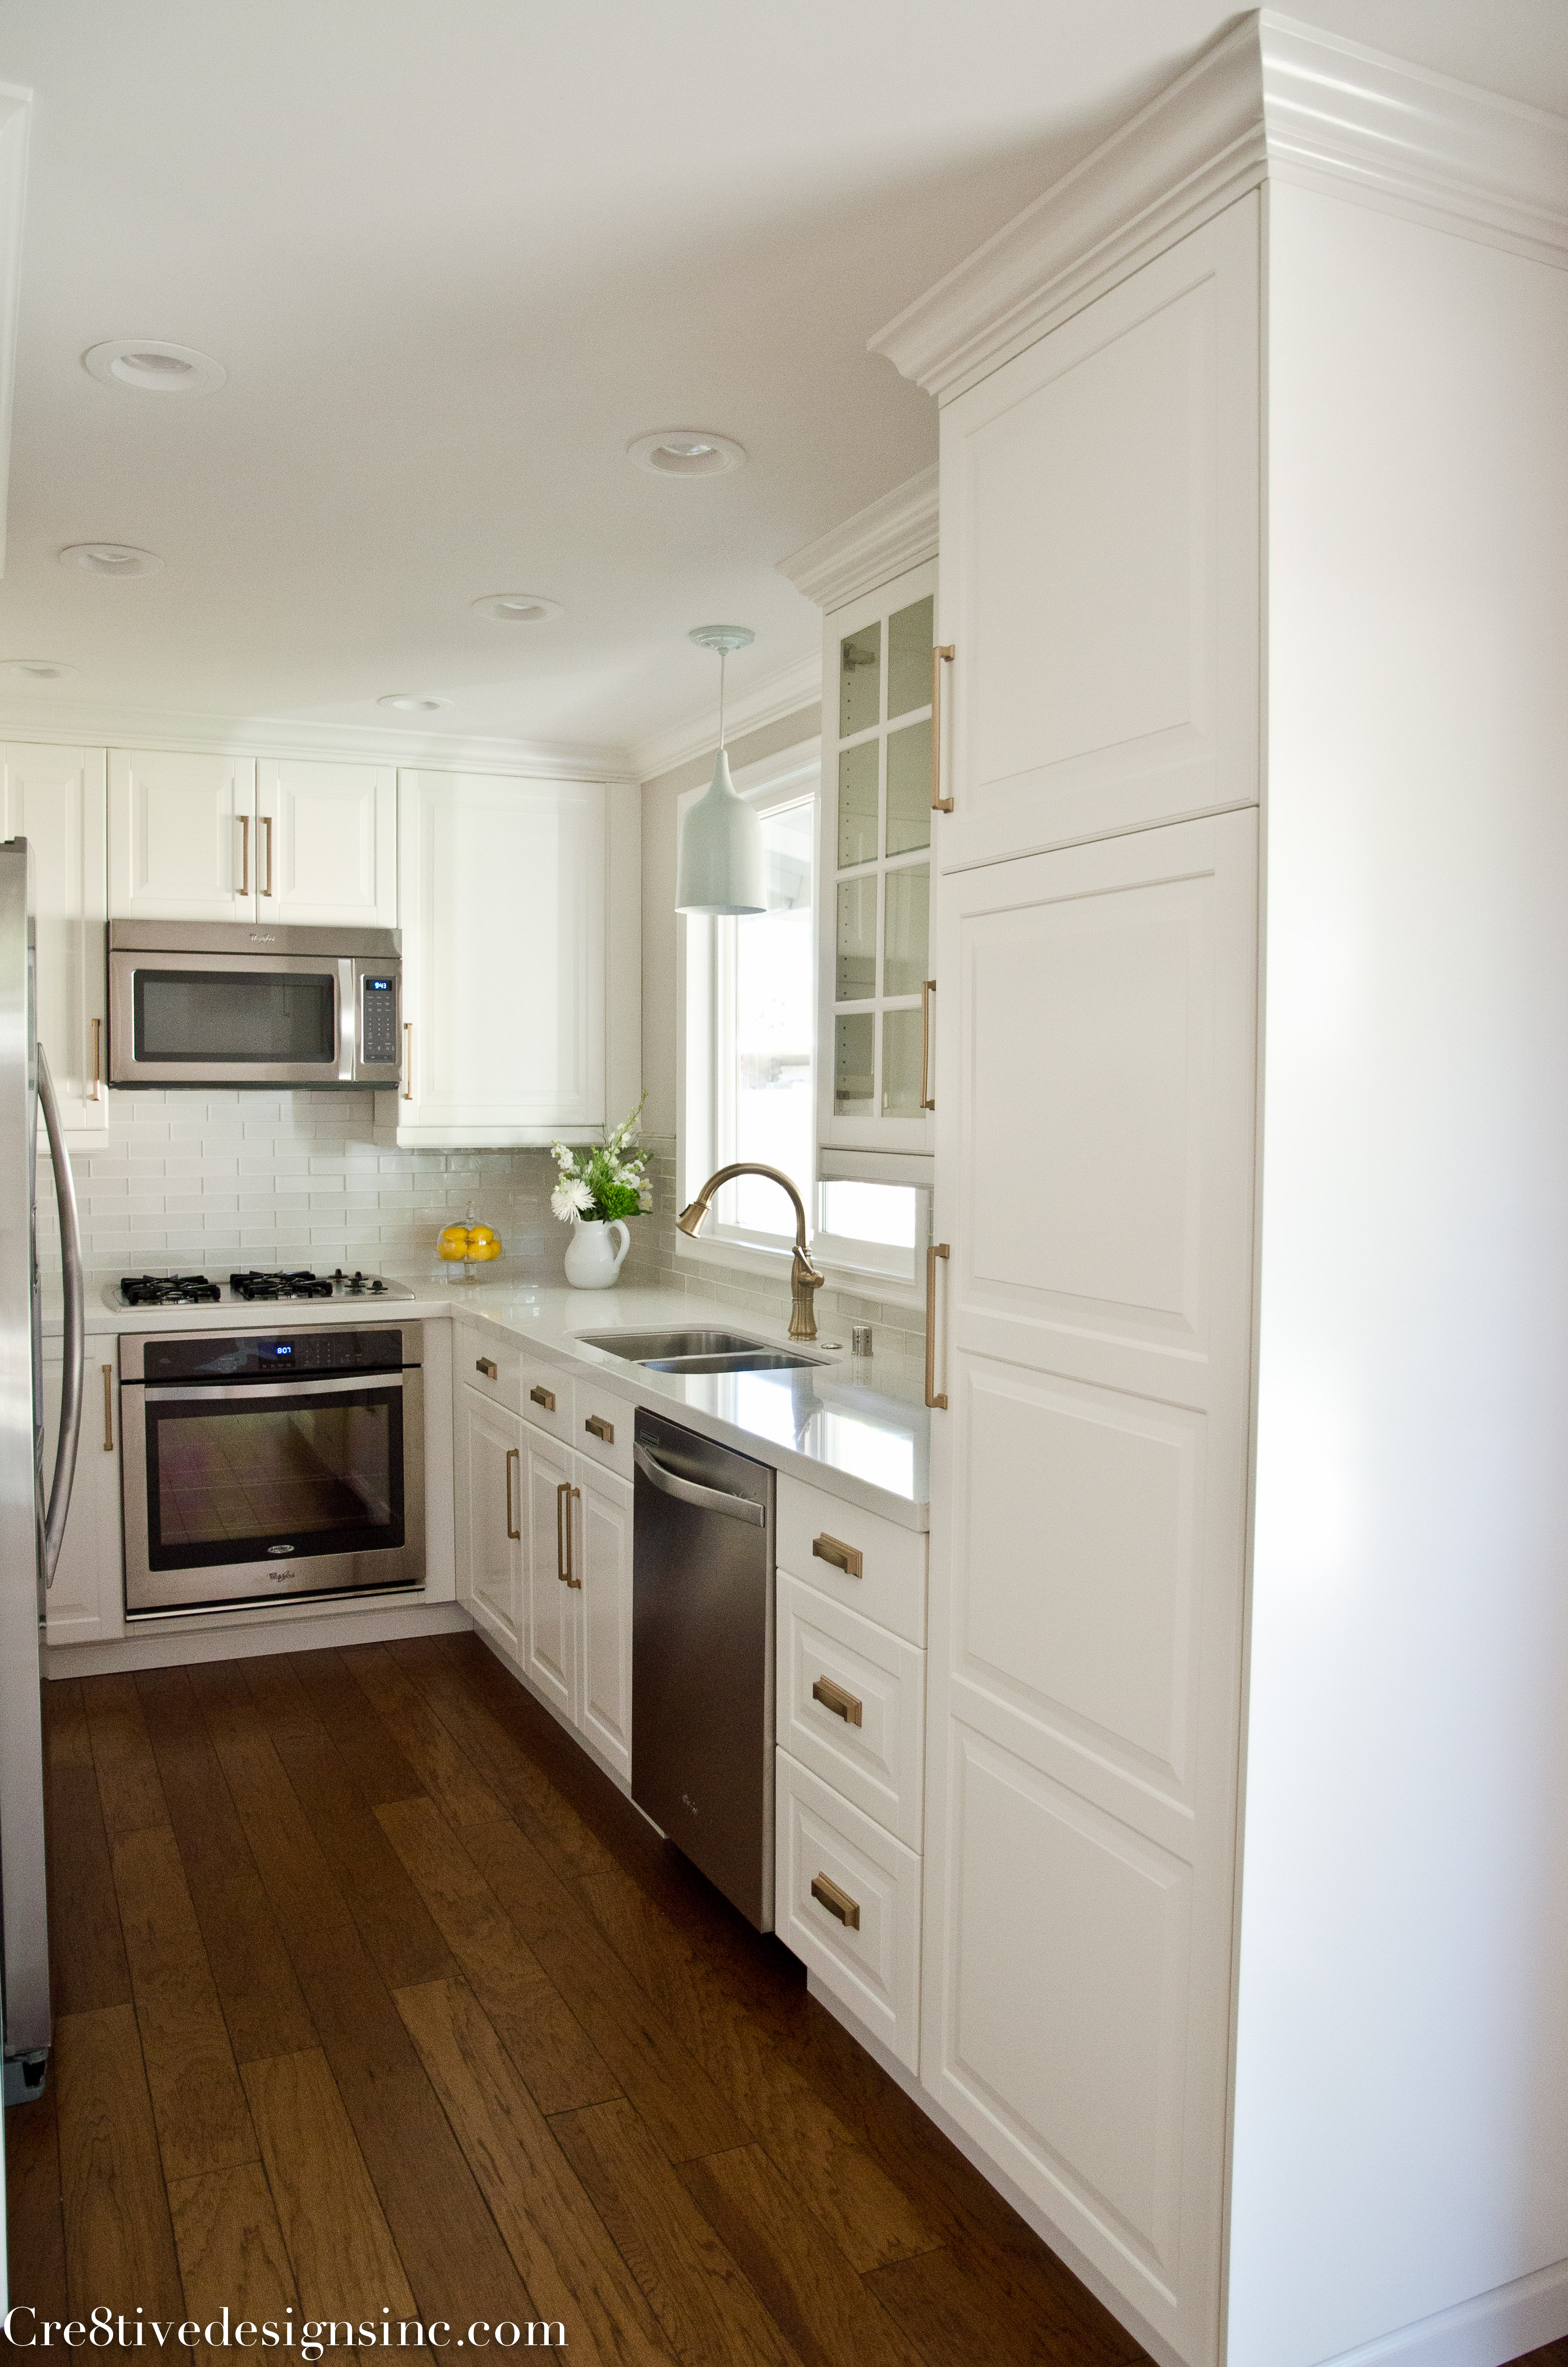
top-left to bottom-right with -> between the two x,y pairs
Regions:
0,743 -> 109,1135
934,201 -> 1260,873
396,768 -> 639,1147
109,750 -> 397,927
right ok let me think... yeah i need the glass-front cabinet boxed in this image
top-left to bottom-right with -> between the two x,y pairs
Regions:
817,557 -> 936,1169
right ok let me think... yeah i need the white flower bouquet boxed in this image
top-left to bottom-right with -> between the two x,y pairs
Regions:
550,1095 -> 650,1225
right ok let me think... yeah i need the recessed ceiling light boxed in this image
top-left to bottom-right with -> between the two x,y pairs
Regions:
471,592 -> 564,624
628,428 -> 746,478
377,693 -> 451,712
83,339 -> 227,397
59,543 -> 165,577
0,659 -> 76,682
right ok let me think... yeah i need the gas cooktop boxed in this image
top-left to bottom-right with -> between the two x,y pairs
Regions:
108,1269 -> 415,1312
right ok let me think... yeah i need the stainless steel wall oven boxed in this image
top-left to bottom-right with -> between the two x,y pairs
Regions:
119,1324 -> 424,1617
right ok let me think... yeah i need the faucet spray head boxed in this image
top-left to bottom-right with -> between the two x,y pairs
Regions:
675,1196 -> 709,1238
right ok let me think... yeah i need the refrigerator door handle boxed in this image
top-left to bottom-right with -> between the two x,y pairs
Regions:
37,1042 -> 84,1588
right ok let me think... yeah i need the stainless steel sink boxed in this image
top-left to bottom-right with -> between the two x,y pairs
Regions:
575,1327 -> 825,1374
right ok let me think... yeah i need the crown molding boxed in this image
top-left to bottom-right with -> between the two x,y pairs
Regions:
870,9 -> 1568,404
0,696 -> 636,781
0,82 -> 33,577
631,649 -> 822,784
776,466 -> 939,613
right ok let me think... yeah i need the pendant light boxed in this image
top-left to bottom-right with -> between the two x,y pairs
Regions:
675,625 -> 766,915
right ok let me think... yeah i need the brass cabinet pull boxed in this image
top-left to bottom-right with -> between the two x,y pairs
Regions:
237,811 -> 250,896
926,1241 -> 950,1410
475,1357 -> 498,1381
811,1873 -> 861,1931
557,1480 -> 582,1587
920,978 -> 935,1112
930,645 -> 955,813
102,1364 -> 114,1452
90,1016 -> 104,1101
260,813 -> 274,897
505,1447 -> 521,1540
402,1022 -> 413,1100
812,1532 -> 863,1580
583,1413 -> 615,1444
529,1384 -> 556,1412
812,1675 -> 863,1727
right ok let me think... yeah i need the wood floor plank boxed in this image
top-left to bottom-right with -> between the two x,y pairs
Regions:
4,2066 -> 69,2318
54,2003 -> 183,2319
42,1680 -> 131,2016
185,1661 -> 354,1941
168,2161 -> 299,2359
867,2239 -> 1144,2367
285,1920 -> 538,2329
81,1673 -> 169,1838
394,1975 -> 674,2367
136,1666 -> 318,2065
242,2048 -> 415,2323
553,2094 -> 804,2367
239,1653 -> 322,1744
111,1824 -> 258,2183
464,1817 -> 748,2162
678,2143 -> 926,2367
377,1795 -> 621,2114
287,1650 -> 427,1807
342,1643 -> 510,1830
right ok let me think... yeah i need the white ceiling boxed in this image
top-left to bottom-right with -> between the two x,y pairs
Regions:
0,0 -> 1564,764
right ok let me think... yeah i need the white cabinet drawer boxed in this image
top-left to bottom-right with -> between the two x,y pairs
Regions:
517,1358 -> 573,1444
776,1475 -> 927,1646
458,1325 -> 523,1415
778,1574 -> 924,1850
572,1381 -> 635,1481
775,1750 -> 921,2071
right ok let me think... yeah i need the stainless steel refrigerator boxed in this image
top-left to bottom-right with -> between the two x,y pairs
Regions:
0,838 -> 85,2103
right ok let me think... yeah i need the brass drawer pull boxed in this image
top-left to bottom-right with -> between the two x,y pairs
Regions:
812,1675 -> 862,1727
811,1874 -> 861,1931
584,1413 -> 615,1444
260,813 -> 274,897
237,811 -> 250,895
925,1241 -> 950,1410
475,1357 -> 498,1381
812,1533 -> 863,1580
505,1447 -> 521,1540
930,644 -> 955,813
557,1480 -> 582,1587
102,1364 -> 114,1452
529,1384 -> 556,1412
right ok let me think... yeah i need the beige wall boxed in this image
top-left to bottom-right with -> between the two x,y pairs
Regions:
639,702 -> 820,1138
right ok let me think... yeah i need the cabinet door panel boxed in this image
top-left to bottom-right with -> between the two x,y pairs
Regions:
523,1424 -> 575,1719
924,809 -> 1257,2365
1,744 -> 108,1132
576,1462 -> 632,1780
936,198 -> 1259,871
400,771 -> 606,1136
257,760 -> 396,927
109,751 -> 255,920
41,1356 -> 124,1645
458,1385 -> 521,1655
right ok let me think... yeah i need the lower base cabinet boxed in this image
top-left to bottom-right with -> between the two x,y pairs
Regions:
42,1353 -> 125,1645
776,1749 -> 922,2068
455,1379 -> 633,1781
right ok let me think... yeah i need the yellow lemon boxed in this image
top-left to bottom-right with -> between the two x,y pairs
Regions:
472,1240 -> 502,1262
467,1224 -> 498,1249
437,1223 -> 470,1261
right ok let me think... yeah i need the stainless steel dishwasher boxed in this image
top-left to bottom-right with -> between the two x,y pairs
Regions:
632,1407 -> 776,1930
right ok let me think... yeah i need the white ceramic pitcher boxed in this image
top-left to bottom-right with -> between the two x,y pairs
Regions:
564,1214 -> 632,1290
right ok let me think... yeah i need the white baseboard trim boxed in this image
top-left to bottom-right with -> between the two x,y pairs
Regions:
467,1619 -> 638,1805
1310,2252 -> 1568,2367
802,1969 -> 1186,2367
43,1599 -> 472,1678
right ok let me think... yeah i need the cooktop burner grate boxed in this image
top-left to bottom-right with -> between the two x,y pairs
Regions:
118,1273 -> 224,1307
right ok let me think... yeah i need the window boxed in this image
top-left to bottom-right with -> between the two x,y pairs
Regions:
680,754 -> 921,1289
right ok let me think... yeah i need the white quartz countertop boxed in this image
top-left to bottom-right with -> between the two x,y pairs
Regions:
59,1272 -> 930,1528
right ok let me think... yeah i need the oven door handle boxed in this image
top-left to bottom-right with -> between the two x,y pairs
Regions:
140,1373 -> 405,1404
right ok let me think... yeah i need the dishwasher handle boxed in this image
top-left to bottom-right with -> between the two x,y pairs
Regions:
633,1442 -> 766,1527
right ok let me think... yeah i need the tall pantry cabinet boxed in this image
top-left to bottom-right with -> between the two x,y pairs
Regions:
872,17 -> 1568,2367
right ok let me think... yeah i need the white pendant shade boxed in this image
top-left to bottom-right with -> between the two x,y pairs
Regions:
675,747 -> 766,914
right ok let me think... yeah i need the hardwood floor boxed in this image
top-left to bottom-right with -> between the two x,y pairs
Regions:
8,1631 -> 1567,2367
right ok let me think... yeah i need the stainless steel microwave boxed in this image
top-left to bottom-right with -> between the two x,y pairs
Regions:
108,921 -> 402,1089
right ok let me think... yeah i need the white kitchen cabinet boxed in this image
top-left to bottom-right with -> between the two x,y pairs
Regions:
256,759 -> 397,927
575,1461 -> 633,1782
109,750 -> 397,927
41,1353 -> 125,1646
0,744 -> 108,1135
455,1381 -> 523,1657
876,19 -> 1568,2367
521,1418 -> 576,1722
396,769 -> 639,1148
